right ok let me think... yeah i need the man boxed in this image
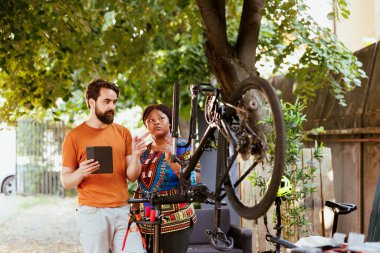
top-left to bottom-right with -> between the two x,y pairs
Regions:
61,78 -> 147,253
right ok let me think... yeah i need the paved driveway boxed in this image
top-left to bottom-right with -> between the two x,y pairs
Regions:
0,195 -> 81,252
0,194 -> 21,225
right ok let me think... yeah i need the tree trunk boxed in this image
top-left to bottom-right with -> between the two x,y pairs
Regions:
196,0 -> 265,100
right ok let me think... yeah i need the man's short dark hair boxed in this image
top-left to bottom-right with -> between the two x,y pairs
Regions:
142,104 -> 172,127
85,78 -> 119,108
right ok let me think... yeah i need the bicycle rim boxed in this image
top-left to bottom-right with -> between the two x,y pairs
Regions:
218,76 -> 286,219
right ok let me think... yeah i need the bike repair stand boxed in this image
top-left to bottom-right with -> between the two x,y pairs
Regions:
264,197 -> 297,253
125,199 -> 163,253
127,183 -> 235,253
138,203 -> 162,253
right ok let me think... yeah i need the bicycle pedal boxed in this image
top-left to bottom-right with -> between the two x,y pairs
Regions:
206,229 -> 234,251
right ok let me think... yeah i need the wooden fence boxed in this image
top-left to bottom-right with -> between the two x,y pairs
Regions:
242,147 -> 336,252
271,41 -> 380,236
16,120 -> 65,195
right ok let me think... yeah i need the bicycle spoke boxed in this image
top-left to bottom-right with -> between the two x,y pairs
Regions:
232,160 -> 259,190
219,160 -> 259,200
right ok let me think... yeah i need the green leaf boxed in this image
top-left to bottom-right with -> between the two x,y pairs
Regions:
327,12 -> 335,20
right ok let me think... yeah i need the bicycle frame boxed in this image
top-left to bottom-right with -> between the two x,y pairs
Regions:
170,82 -> 234,245
170,83 -> 239,203
171,83 -> 216,185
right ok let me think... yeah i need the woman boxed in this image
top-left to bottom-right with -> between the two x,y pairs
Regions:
134,104 -> 199,253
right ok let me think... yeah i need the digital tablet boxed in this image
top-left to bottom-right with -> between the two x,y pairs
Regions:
86,146 -> 113,174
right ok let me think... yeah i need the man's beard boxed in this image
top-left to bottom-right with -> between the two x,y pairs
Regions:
95,106 -> 114,125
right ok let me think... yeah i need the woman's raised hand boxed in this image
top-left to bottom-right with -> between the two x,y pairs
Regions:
132,132 -> 150,156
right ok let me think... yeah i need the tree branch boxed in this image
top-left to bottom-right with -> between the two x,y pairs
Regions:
236,0 -> 265,74
196,0 -> 228,57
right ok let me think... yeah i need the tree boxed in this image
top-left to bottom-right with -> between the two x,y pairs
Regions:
197,0 -> 366,103
0,1 -> 208,124
0,0 -> 366,124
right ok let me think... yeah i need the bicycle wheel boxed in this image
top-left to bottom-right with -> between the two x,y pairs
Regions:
218,76 -> 286,219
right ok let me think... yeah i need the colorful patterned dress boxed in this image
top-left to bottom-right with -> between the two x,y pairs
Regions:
134,138 -> 197,234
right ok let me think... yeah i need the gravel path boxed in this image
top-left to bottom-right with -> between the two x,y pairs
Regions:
0,195 -> 82,253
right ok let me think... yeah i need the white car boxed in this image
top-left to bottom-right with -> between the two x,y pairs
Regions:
0,128 -> 16,195
1,174 -> 15,195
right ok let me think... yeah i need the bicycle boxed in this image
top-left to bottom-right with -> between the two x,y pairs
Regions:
128,76 -> 286,252
263,186 -> 357,253
173,76 -> 286,218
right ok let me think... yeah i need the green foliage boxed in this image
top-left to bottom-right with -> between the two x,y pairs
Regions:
0,0 -> 209,124
282,99 -> 307,165
328,0 -> 351,21
280,100 -> 323,240
254,99 -> 321,240
0,0 -> 367,125
128,180 -> 137,197
258,0 -> 366,106
0,1 -> 96,123
63,188 -> 78,197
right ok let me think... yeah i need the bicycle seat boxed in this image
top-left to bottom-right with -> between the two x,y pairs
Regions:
325,200 -> 357,215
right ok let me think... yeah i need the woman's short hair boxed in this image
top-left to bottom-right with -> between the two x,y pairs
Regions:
142,104 -> 172,126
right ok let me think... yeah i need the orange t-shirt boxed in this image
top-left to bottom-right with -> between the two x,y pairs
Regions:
62,122 -> 132,207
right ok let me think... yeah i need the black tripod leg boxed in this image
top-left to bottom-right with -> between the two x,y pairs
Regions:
153,222 -> 160,253
275,198 -> 282,253
332,213 -> 338,237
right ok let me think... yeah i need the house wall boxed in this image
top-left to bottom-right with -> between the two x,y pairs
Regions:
307,0 -> 379,52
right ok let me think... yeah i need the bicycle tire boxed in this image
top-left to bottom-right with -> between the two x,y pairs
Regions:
218,76 -> 286,219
